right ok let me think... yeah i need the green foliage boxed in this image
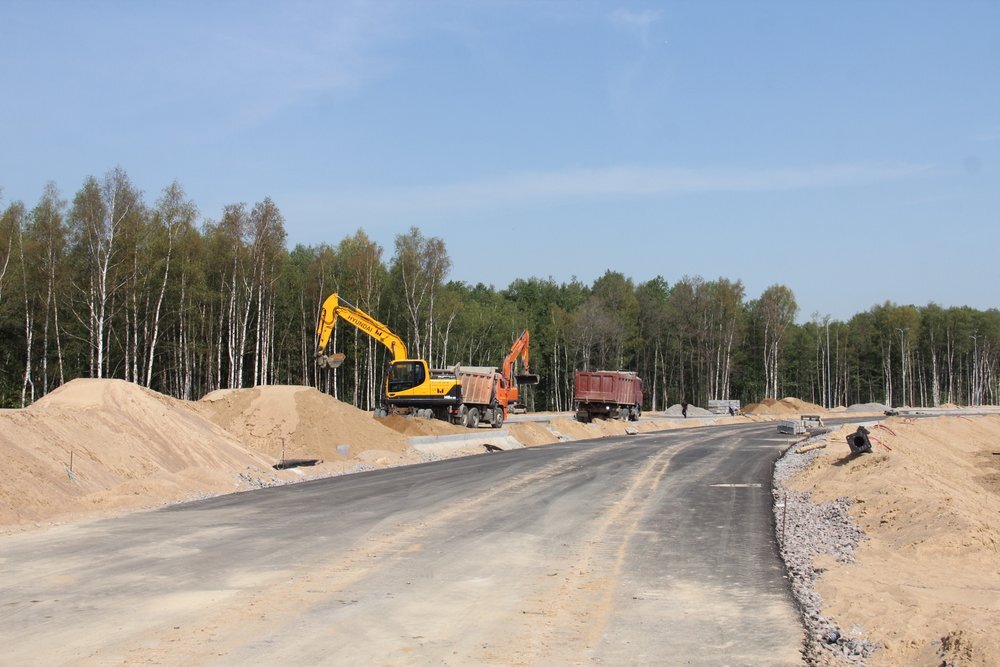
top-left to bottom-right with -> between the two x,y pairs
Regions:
2,171 -> 998,410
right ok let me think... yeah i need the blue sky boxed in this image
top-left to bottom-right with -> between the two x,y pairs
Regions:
1,0 -> 998,322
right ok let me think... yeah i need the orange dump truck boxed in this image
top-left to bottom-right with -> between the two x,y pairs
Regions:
573,370 -> 643,423
449,366 -> 506,429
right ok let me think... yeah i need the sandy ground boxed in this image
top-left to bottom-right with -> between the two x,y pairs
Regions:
2,380 -> 997,665
786,416 -> 1000,666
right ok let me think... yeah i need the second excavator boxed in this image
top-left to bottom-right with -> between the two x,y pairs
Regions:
497,329 -> 539,414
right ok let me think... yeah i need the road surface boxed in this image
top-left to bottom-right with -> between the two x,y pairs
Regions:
0,422 -> 805,665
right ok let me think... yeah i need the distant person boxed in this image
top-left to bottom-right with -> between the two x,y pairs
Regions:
681,399 -> 689,419
729,405 -> 736,416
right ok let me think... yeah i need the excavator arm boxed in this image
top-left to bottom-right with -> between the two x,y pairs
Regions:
501,329 -> 540,385
315,292 -> 408,368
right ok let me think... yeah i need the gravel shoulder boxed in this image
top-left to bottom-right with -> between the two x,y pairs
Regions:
773,416 -> 1000,666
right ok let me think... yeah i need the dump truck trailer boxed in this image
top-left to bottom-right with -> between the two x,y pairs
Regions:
573,370 -> 643,422
449,366 -> 506,428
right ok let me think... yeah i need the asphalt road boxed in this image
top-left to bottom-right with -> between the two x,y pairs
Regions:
0,422 -> 806,666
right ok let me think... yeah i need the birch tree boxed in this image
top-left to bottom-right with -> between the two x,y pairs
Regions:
24,184 -> 69,395
391,227 -> 451,360
68,168 -> 141,378
336,230 -> 386,408
0,196 -> 15,310
754,284 -> 797,399
144,182 -> 197,387
247,197 -> 286,386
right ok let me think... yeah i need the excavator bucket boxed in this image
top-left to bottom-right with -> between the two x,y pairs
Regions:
515,373 -> 540,385
317,352 -> 347,369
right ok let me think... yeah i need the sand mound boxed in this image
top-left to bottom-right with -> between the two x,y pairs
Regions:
744,397 -> 825,415
787,415 -> 1000,665
0,379 -> 280,529
506,422 -> 560,446
378,413 -> 469,437
195,386 -> 414,465
548,417 -> 606,441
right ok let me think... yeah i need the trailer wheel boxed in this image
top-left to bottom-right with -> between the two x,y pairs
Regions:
466,407 -> 480,428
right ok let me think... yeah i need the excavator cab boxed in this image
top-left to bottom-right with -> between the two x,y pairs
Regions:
387,361 -> 428,393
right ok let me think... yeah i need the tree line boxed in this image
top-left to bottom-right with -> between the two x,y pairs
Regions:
2,169 -> 998,411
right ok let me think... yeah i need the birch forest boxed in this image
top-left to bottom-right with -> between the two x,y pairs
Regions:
2,171 -> 998,410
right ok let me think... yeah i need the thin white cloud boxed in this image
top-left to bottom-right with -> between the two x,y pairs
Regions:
141,2 -> 399,136
326,162 -> 931,215
611,9 -> 660,44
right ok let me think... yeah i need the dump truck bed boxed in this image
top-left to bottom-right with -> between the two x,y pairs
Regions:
455,366 -> 500,406
573,371 -> 643,406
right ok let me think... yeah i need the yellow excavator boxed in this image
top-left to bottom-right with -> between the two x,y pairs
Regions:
315,293 -> 462,420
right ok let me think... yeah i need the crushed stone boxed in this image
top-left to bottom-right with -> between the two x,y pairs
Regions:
773,435 -> 881,665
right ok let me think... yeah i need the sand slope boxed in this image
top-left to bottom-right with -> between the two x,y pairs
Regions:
194,385 -> 417,467
787,415 -> 1000,666
0,379 -> 280,528
744,396 -> 827,415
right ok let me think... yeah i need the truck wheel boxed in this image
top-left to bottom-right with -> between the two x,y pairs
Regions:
466,407 -> 480,428
492,409 -> 504,428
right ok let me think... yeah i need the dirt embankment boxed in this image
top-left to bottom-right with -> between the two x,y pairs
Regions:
0,380 -> 441,532
0,380 -> 282,528
194,385 -> 416,466
744,397 -> 827,416
784,415 -> 1000,666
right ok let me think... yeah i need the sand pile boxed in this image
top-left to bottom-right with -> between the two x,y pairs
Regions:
785,415 -> 1000,665
195,386 -> 416,468
506,422 -> 561,446
0,379 -> 281,530
744,397 -> 826,415
548,417 -> 608,441
378,413 -> 469,437
545,416 -> 672,440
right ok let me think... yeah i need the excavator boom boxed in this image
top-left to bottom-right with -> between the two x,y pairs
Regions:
502,329 -> 540,385
315,292 -> 408,368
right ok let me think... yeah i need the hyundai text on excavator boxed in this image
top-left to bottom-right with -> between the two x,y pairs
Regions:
315,293 -> 526,429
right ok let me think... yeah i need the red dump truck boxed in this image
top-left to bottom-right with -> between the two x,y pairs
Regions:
573,370 -> 643,422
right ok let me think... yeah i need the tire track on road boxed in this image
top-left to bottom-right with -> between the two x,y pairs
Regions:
107,441 -> 651,663
491,433 -> 718,666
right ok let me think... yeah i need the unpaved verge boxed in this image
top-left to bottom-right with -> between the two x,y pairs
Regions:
774,416 -> 1000,666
